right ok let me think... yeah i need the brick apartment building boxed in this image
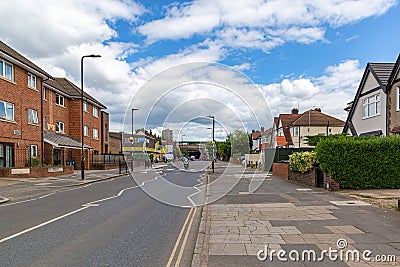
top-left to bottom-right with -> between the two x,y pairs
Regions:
0,40 -> 108,170
42,78 -> 107,169
0,41 -> 52,168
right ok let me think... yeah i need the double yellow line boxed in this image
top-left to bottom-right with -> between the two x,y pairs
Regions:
166,207 -> 197,267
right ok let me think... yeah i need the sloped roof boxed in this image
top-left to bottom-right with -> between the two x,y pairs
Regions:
44,132 -> 92,149
369,63 -> 395,88
344,61 -> 395,134
47,78 -> 106,109
251,131 -> 261,139
276,136 -> 288,147
292,110 -> 345,126
279,113 -> 301,145
386,54 -> 400,89
0,40 -> 52,78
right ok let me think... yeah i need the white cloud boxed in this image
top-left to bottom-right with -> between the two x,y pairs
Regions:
262,59 -> 364,120
0,0 -> 143,57
138,0 -> 396,52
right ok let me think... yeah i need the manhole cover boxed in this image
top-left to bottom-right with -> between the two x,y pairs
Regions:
329,200 -> 371,206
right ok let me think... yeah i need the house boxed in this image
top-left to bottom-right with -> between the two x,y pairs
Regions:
344,62 -> 395,136
273,108 -> 345,148
0,40 -> 108,170
386,54 -> 400,135
251,130 -> 261,152
0,40 -> 52,168
259,127 -> 273,150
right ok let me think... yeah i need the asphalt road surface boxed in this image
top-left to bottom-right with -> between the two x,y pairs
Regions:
0,165 -> 205,267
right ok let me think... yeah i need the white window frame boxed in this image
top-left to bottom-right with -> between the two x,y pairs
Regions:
43,87 -> 46,100
362,93 -> 381,119
28,73 -> 36,89
396,87 -> 400,111
29,144 -> 38,158
0,59 -> 14,81
56,121 -> 64,133
84,125 -> 89,136
93,128 -> 99,139
83,101 -> 89,112
0,100 -> 14,121
293,127 -> 299,137
28,108 -> 38,124
55,94 -> 64,106
93,106 -> 99,117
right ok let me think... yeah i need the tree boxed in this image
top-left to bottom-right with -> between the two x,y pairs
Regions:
230,130 -> 250,158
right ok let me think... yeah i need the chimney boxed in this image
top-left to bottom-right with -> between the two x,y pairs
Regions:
314,107 -> 321,112
261,127 -> 264,132
291,108 -> 299,114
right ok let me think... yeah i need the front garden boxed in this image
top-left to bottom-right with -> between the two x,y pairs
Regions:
289,135 -> 400,189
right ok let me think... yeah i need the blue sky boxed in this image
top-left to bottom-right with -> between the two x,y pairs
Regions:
1,0 -> 399,140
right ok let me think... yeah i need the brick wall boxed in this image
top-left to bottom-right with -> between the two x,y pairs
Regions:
272,162 -> 289,179
288,168 -> 316,187
0,62 -> 43,167
0,165 -> 73,178
323,172 -> 340,191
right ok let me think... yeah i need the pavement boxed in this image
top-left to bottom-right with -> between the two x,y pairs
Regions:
0,163 -> 168,203
193,162 -> 400,266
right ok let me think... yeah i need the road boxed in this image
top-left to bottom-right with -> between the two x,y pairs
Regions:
0,164 -> 207,266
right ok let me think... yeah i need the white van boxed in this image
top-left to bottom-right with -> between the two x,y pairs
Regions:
164,154 -> 174,162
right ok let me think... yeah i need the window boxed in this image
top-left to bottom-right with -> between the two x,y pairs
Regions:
28,73 -> 36,89
0,59 -> 14,81
93,106 -> 99,117
93,128 -> 99,139
84,125 -> 89,136
278,129 -> 284,136
397,87 -> 400,111
28,109 -> 38,124
43,88 -> 46,100
29,145 -> 38,158
56,94 -> 64,106
293,127 -> 299,137
83,101 -> 88,112
56,121 -> 64,133
362,93 -> 380,118
0,100 -> 14,121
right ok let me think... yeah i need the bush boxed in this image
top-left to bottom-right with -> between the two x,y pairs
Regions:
315,135 -> 400,189
289,151 -> 317,173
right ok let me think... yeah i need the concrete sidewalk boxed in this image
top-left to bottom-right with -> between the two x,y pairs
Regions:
194,163 -> 400,266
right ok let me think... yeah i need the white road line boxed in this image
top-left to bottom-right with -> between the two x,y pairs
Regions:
0,206 -> 89,243
1,184 -> 92,207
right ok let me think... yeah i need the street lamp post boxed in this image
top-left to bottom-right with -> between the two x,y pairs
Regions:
130,108 -> 138,170
81,54 -> 101,180
181,134 -> 186,157
207,116 -> 215,173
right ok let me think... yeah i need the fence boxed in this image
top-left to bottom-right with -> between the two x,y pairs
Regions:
92,154 -> 124,166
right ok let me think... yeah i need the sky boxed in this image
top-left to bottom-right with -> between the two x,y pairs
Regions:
1,0 -> 399,141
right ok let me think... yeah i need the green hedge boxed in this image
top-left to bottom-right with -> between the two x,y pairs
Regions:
315,135 -> 400,189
